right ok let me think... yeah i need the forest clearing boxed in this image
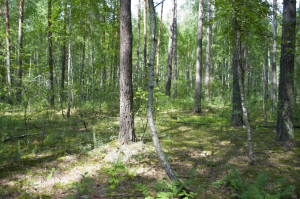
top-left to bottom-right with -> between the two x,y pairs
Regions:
0,0 -> 300,198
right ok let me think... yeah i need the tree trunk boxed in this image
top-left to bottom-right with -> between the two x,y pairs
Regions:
61,1 -> 67,92
147,0 -> 180,185
119,0 -> 136,144
17,0 -> 24,102
276,0 -> 296,141
143,0 -> 147,88
81,17 -> 87,101
231,18 -> 243,127
210,0 -> 216,80
194,0 -> 204,113
67,3 -> 72,118
102,2 -> 106,89
186,39 -> 190,87
271,0 -> 277,111
48,0 -> 54,107
263,42 -> 269,121
5,0 -> 12,104
156,1 -> 163,85
165,0 -> 175,96
135,0 -> 141,82
173,0 -> 177,99
205,0 -> 211,101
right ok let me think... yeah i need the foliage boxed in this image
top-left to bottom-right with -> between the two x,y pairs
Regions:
68,172 -> 94,199
214,166 -> 295,199
105,160 -> 127,190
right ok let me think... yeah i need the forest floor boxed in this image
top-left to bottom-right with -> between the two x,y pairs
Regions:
0,105 -> 299,199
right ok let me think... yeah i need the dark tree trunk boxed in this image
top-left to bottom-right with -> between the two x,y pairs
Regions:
5,0 -> 12,104
143,0 -> 147,88
156,1 -> 163,85
135,0 -> 141,82
194,0 -> 204,113
231,19 -> 243,127
102,3 -> 106,88
165,0 -> 175,96
119,0 -> 136,144
271,0 -> 277,111
276,0 -> 296,141
48,0 -> 54,107
205,0 -> 211,101
263,42 -> 269,121
173,0 -> 177,99
17,0 -> 24,102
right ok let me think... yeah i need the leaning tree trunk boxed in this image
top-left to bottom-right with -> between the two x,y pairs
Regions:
17,0 -> 24,102
194,0 -> 204,113
48,0 -> 54,107
147,0 -> 180,185
173,0 -> 177,99
205,0 -> 211,101
5,0 -> 12,104
271,0 -> 277,111
156,1 -> 163,85
119,0 -> 136,144
135,0 -> 141,82
165,0 -> 175,96
277,0 -> 296,141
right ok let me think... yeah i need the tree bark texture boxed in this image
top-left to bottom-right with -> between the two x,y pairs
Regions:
194,0 -> 204,113
173,0 -> 177,99
119,0 -> 136,144
205,0 -> 211,100
67,4 -> 72,118
48,0 -> 54,107
102,3 -> 107,88
210,0 -> 216,80
156,1 -> 163,85
17,0 -> 24,102
276,0 -> 296,141
147,0 -> 180,184
165,0 -> 175,96
61,1 -> 67,91
263,43 -> 269,121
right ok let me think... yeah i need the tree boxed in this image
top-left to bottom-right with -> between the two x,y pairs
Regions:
67,2 -> 72,118
61,1 -> 67,92
271,0 -> 277,111
147,0 -> 180,185
276,0 -> 296,141
173,0 -> 177,98
5,0 -> 12,104
17,0 -> 24,102
135,0 -> 141,82
194,0 -> 204,113
205,0 -> 211,100
119,0 -> 136,144
165,0 -> 175,96
156,1 -> 163,85
48,0 -> 54,107
143,0 -> 147,88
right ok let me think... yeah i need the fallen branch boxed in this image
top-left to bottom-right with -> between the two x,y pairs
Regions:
3,132 -> 45,142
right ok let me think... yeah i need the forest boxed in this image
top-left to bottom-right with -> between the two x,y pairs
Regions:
0,0 -> 299,198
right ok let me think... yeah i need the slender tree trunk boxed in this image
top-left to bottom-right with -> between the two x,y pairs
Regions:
156,1 -> 163,85
67,4 -> 72,118
102,2 -> 106,88
119,0 -> 136,144
81,17 -> 87,101
173,0 -> 177,99
231,18 -> 243,127
165,0 -> 175,96
61,1 -> 67,91
5,0 -> 12,104
135,0 -> 141,82
186,39 -> 190,87
210,0 -> 216,80
194,0 -> 204,113
17,0 -> 24,102
271,0 -> 277,111
143,0 -> 147,88
205,0 -> 211,101
48,0 -> 54,107
276,0 -> 296,141
147,0 -> 180,185
263,42 -> 269,121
